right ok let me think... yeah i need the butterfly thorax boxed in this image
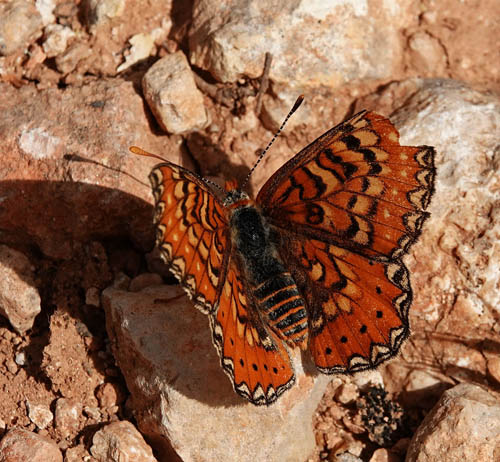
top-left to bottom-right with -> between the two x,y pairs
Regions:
228,198 -> 309,349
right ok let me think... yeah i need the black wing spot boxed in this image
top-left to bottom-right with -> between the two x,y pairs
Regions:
325,347 -> 332,355
306,203 -> 324,225
273,367 -> 278,374
359,148 -> 376,161
347,195 -> 358,210
264,364 -> 268,371
239,358 -> 244,367
230,338 -> 234,345
342,134 -> 361,150
360,325 -> 367,334
369,163 -> 382,175
342,162 -> 358,179
376,286 -> 382,294
340,336 -> 348,343
252,363 -> 258,371
376,310 -> 383,318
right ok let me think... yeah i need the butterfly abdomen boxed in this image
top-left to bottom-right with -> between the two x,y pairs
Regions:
230,203 -> 309,347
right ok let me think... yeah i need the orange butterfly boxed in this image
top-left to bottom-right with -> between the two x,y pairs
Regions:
132,102 -> 435,405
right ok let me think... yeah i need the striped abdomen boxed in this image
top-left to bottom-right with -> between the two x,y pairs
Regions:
230,204 -> 309,347
253,272 -> 308,346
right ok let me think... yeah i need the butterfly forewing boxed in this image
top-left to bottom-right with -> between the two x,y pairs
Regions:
150,162 -> 229,314
258,111 -> 435,260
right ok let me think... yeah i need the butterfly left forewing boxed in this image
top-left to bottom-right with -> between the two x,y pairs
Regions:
150,162 -> 229,314
210,259 -> 295,405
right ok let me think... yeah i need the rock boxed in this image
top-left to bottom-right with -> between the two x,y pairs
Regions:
54,398 -> 82,439
84,0 -> 126,28
102,284 -> 330,462
189,0 -> 411,88
42,24 -> 75,58
116,33 -> 156,73
363,79 -> 500,398
406,383 -> 500,462
142,51 -> 209,134
407,31 -> 447,77
0,245 -> 41,334
35,0 -> 56,26
0,1 -> 43,56
90,421 -> 157,462
26,401 -> 53,429
0,79 -> 181,259
129,273 -> 163,292
0,428 -> 62,461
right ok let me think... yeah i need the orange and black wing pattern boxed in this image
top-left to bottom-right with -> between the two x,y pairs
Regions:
209,259 -> 295,405
150,161 -> 229,314
257,111 -> 435,373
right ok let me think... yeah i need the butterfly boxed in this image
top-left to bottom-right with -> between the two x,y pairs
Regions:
131,103 -> 435,405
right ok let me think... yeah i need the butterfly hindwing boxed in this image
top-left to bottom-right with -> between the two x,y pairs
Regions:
209,259 -> 295,405
150,162 -> 229,314
275,231 -> 410,372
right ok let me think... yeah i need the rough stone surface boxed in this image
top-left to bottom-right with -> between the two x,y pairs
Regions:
103,284 -> 330,462
189,0 -> 413,87
0,428 -> 63,462
90,421 -> 157,462
26,401 -> 53,430
142,51 -> 209,134
0,245 -> 41,334
0,1 -> 43,56
0,79 -> 182,259
54,398 -> 82,439
406,383 -> 500,462
375,79 -> 500,397
42,24 -> 76,58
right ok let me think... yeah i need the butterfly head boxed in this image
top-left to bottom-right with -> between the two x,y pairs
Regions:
222,182 -> 250,208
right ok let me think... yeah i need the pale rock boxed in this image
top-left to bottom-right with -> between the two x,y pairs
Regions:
55,41 -> 92,74
26,401 -> 53,430
369,448 -> 401,462
116,33 -> 156,73
90,421 -> 157,462
35,0 -> 56,26
189,0 -> 413,88
84,0 -> 126,27
0,428 -> 62,461
102,284 -> 330,462
374,79 -> 500,391
406,383 -> 500,462
408,31 -> 447,76
142,52 -> 209,134
0,245 -> 41,334
42,24 -> 75,58
54,398 -> 82,438
64,445 -> 91,462
0,1 -> 43,56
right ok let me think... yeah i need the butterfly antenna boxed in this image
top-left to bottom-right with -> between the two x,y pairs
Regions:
129,146 -> 226,195
240,94 -> 304,190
